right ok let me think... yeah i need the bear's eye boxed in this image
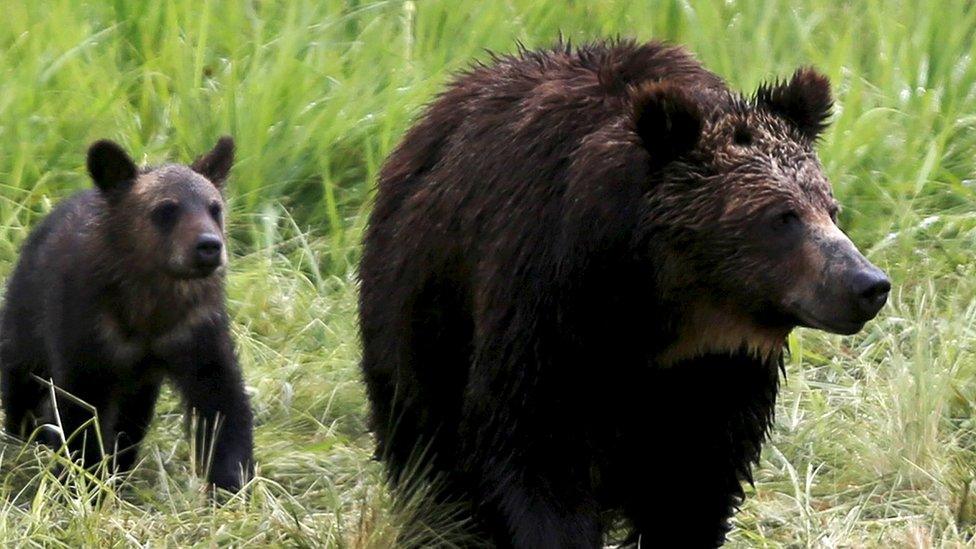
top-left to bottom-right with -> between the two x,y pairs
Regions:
151,201 -> 180,229
209,202 -> 222,221
776,210 -> 800,227
733,126 -> 753,146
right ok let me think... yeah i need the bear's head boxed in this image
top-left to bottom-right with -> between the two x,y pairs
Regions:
630,70 -> 889,362
86,137 -> 234,280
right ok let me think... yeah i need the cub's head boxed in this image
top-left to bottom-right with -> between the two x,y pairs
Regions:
632,69 -> 889,359
86,137 -> 234,279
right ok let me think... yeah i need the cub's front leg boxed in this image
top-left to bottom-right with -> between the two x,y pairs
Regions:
166,320 -> 254,492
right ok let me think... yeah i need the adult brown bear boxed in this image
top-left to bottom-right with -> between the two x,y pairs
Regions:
359,40 -> 889,547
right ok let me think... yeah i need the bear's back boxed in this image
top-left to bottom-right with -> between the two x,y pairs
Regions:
18,190 -> 101,271
381,41 -> 723,186
368,41 -> 729,280
375,42 -> 727,234
5,190 -> 103,321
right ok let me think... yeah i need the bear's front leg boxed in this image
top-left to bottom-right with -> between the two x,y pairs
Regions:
474,465 -> 602,549
617,352 -> 780,547
621,460 -> 742,548
112,380 -> 163,475
169,325 -> 254,492
460,387 -> 602,548
42,366 -> 119,471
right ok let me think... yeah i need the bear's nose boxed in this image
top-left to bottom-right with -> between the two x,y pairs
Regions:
851,268 -> 890,318
194,234 -> 223,267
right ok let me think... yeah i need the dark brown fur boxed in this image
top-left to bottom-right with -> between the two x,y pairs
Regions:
359,40 -> 887,546
0,138 -> 253,492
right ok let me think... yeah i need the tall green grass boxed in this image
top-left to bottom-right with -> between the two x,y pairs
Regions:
0,0 -> 975,545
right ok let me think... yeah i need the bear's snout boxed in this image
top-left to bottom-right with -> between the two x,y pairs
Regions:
849,266 -> 890,320
194,233 -> 223,269
787,221 -> 890,335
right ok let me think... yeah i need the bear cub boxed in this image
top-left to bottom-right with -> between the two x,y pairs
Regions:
0,137 -> 253,491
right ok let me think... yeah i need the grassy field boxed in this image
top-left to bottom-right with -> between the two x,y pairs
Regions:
1,0 -> 975,546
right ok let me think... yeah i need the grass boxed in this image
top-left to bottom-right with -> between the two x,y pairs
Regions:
0,0 -> 975,545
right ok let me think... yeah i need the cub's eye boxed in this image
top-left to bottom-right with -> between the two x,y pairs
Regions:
733,126 -> 753,146
151,201 -> 180,229
209,202 -> 222,221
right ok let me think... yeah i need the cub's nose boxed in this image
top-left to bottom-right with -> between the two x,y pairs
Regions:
194,234 -> 223,267
851,268 -> 890,319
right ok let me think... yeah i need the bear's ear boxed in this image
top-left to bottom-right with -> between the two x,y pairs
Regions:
87,140 -> 138,195
191,136 -> 235,189
756,68 -> 832,141
630,81 -> 703,167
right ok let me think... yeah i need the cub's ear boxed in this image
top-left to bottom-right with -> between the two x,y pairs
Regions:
87,140 -> 137,195
191,136 -> 235,188
630,81 -> 703,168
756,68 -> 833,140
